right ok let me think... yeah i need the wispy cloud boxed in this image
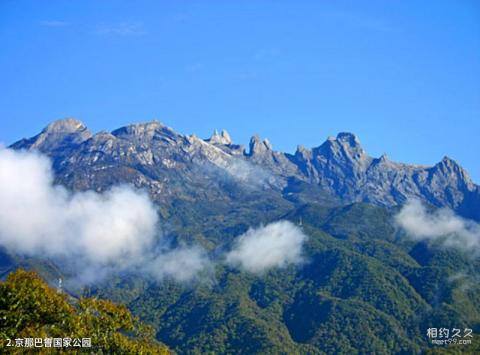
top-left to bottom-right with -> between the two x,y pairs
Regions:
448,271 -> 480,292
146,247 -> 213,282
96,22 -> 147,36
40,20 -> 68,27
0,148 -> 210,284
0,148 -> 311,284
395,199 -> 480,256
222,158 -> 278,188
226,221 -> 308,273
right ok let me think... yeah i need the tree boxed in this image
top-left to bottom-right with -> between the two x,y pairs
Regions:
0,269 -> 170,354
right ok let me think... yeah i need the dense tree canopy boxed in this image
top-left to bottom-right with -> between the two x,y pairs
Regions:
0,269 -> 170,354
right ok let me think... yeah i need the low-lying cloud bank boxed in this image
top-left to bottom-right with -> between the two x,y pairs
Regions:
222,159 -> 277,188
226,221 -> 308,273
0,148 -> 309,284
395,199 -> 480,255
0,148 -> 209,283
145,247 -> 212,283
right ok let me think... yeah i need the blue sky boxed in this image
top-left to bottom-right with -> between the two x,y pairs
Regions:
1,0 -> 479,181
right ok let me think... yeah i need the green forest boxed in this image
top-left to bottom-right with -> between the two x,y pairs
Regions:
0,269 -> 170,354
2,202 -> 477,354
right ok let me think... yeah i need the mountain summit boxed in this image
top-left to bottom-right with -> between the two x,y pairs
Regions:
10,118 -> 480,221
207,129 -> 232,145
11,118 -> 92,152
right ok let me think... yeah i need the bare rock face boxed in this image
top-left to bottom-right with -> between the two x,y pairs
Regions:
248,135 -> 272,157
288,133 -> 477,209
10,119 -> 480,220
207,129 -> 232,145
306,133 -> 372,198
10,118 -> 92,152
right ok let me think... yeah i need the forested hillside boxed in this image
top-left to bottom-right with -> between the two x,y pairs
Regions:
0,269 -> 170,354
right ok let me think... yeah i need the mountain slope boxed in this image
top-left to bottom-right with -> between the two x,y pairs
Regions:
4,118 -> 480,354
86,202 -> 479,354
10,118 -> 479,221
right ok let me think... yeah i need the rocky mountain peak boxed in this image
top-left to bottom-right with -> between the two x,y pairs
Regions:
263,138 -> 273,150
221,130 -> 232,144
248,135 -> 272,156
317,132 -> 368,165
43,118 -> 88,134
431,156 -> 474,189
91,130 -> 117,142
208,129 -> 232,145
435,156 -> 464,174
440,156 -> 458,167
110,121 -> 183,146
374,153 -> 390,164
111,121 -> 164,137
370,153 -> 389,166
9,117 -> 92,153
9,118 -> 479,221
295,145 -> 312,161
336,132 -> 361,146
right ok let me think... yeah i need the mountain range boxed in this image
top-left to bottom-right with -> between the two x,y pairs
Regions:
10,118 -> 480,221
2,118 -> 479,354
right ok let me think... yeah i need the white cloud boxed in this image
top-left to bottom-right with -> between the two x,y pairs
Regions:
146,247 -> 212,282
395,199 -> 480,255
226,221 -> 307,273
96,22 -> 147,36
0,148 -> 310,283
447,271 -> 480,292
0,148 -> 209,283
223,159 -> 276,187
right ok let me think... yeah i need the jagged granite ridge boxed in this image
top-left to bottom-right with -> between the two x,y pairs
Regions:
10,118 -> 480,221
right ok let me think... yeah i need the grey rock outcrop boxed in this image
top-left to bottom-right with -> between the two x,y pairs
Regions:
10,118 -> 480,220
207,129 -> 232,145
11,118 -> 92,152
